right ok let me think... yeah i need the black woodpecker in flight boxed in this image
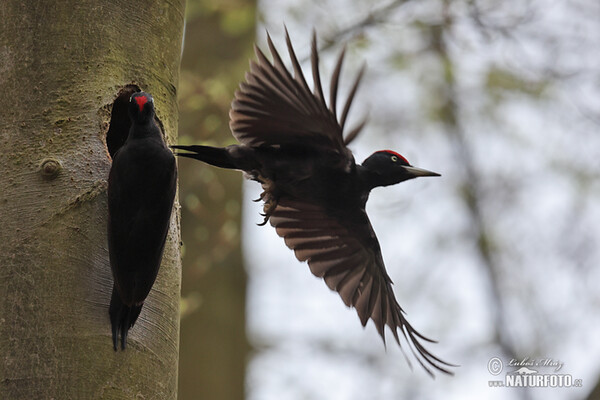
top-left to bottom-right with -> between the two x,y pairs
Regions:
108,91 -> 177,351
173,32 -> 453,376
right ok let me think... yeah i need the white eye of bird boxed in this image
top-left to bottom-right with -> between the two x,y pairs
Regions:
391,155 -> 398,162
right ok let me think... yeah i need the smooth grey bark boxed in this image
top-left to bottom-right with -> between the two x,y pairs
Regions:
0,1 -> 185,398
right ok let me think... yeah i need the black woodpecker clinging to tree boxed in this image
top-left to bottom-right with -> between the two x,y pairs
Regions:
108,91 -> 177,351
173,31 -> 454,376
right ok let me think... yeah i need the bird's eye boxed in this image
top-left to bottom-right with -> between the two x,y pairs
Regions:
391,155 -> 398,162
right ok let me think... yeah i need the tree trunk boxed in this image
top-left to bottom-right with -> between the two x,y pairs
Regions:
0,1 -> 185,398
176,1 -> 255,398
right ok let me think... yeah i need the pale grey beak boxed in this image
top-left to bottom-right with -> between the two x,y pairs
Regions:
402,165 -> 441,177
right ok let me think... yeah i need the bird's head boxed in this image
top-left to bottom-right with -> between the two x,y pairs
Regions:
129,92 -> 155,123
361,150 -> 440,188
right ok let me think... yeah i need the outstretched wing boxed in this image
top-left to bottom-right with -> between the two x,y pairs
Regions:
269,197 -> 454,376
229,29 -> 367,152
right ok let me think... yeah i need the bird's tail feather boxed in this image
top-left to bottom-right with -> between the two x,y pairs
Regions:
109,285 -> 143,351
171,145 -> 237,169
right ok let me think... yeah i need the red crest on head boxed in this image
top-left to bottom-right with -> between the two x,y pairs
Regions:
377,150 -> 410,165
134,95 -> 148,112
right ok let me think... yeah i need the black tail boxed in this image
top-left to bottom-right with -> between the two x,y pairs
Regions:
109,285 -> 143,351
171,144 -> 237,169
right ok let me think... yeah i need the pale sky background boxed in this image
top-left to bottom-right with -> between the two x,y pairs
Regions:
242,1 -> 600,399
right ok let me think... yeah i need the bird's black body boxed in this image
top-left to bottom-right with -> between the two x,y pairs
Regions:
108,92 -> 177,351
173,32 -> 453,375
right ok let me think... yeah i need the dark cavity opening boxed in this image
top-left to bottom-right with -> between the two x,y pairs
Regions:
106,85 -> 140,158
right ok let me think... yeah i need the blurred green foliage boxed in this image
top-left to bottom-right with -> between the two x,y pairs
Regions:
486,67 -> 549,98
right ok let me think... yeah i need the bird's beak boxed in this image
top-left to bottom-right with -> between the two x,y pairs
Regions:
402,165 -> 441,177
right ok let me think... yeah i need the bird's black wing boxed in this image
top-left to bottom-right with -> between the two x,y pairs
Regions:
108,144 -> 177,305
229,29 -> 367,154
269,198 -> 454,376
